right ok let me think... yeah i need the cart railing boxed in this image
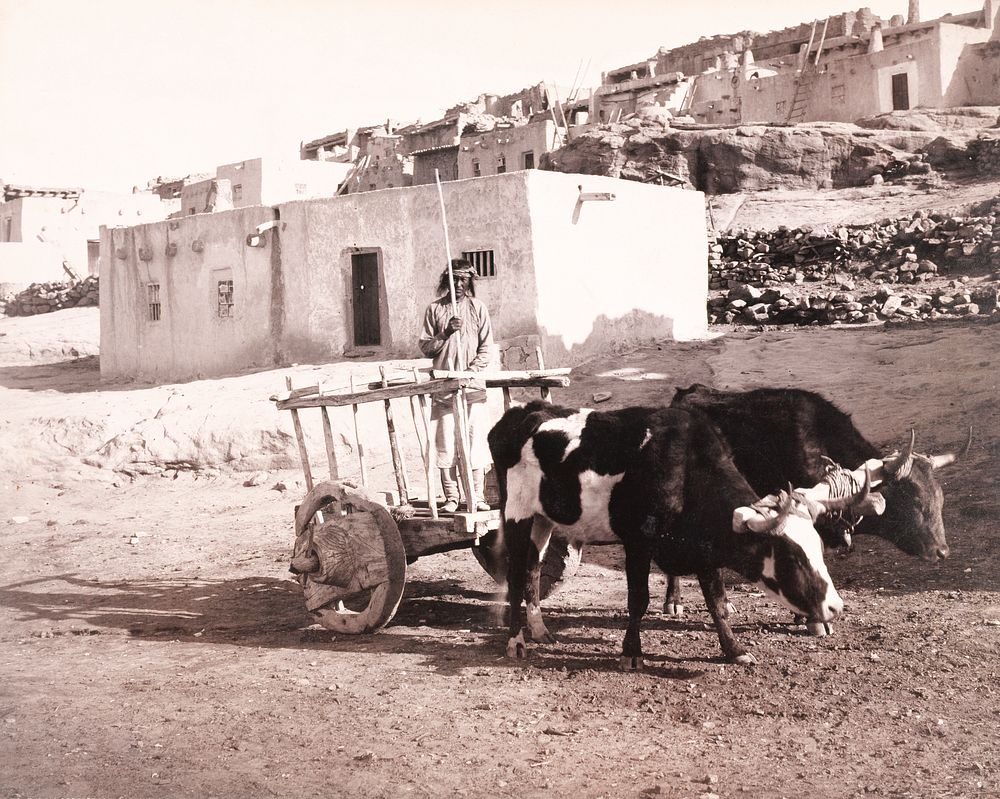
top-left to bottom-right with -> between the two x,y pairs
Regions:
270,368 -> 571,524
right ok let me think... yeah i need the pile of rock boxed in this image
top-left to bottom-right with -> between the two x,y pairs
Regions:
968,134 -> 1000,175
714,206 -> 1000,281
708,202 -> 1000,325
2,276 -> 99,316
710,280 -> 997,326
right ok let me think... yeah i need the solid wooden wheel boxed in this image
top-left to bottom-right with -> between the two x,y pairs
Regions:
292,481 -> 407,634
471,528 -> 583,599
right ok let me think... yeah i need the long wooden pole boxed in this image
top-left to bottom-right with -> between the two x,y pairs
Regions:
434,169 -> 457,317
434,167 -> 475,509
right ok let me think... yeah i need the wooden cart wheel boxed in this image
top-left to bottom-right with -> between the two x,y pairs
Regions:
471,529 -> 583,600
293,481 -> 407,634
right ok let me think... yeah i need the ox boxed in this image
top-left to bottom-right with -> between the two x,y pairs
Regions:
665,384 -> 967,623
488,401 -> 865,667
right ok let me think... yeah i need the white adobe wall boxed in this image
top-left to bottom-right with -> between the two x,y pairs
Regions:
100,171 -> 709,382
524,171 -> 707,364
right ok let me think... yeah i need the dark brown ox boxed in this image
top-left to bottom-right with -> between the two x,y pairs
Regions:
665,384 -> 968,628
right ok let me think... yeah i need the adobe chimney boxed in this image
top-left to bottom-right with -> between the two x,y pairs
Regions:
907,0 -> 920,24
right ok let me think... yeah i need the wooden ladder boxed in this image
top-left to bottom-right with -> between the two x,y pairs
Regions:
787,18 -> 828,124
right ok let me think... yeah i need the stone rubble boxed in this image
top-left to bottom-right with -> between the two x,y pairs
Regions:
709,200 -> 1000,326
1,275 -> 99,317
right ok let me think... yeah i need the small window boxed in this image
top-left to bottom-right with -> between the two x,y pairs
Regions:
188,207 -> 197,215
776,100 -> 787,114
496,155 -> 506,174
147,283 -> 161,321
462,249 -> 496,278
218,279 -> 234,318
472,160 -> 481,177
522,151 -> 535,170
232,183 -> 243,201
452,162 -> 459,180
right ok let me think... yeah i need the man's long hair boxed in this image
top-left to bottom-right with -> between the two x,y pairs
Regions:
437,258 -> 476,298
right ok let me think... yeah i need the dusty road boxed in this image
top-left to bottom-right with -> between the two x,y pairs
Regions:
2,309 -> 999,799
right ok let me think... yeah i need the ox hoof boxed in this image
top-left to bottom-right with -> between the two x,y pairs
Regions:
807,622 -> 834,637
733,653 -> 757,666
619,655 -> 644,672
664,603 -> 685,618
506,633 -> 528,659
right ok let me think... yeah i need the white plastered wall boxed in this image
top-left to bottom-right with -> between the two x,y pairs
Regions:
524,171 -> 707,364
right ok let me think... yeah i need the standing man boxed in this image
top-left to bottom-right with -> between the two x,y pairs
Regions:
419,259 -> 495,512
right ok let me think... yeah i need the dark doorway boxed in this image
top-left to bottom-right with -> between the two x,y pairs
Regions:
891,73 -> 910,110
351,252 -> 381,346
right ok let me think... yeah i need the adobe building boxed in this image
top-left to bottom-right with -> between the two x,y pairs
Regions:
0,183 -> 167,288
179,157 -> 351,216
304,84 -> 564,194
594,0 -> 1000,125
457,119 -> 560,180
99,170 -> 707,383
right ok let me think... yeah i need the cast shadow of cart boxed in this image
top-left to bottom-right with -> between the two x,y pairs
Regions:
0,572 -> 725,678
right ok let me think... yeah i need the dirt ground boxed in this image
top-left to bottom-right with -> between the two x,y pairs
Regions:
1,297 -> 998,799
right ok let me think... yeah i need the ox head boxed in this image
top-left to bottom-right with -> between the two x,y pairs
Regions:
862,428 -> 970,562
732,489 -> 844,624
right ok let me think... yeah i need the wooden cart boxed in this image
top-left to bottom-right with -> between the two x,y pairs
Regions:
271,367 -> 579,634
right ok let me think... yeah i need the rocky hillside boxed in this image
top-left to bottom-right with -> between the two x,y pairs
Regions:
545,108 -> 1000,328
543,107 -> 1000,193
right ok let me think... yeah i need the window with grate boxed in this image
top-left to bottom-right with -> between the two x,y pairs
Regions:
218,279 -> 234,317
147,283 -> 161,321
472,160 -> 481,177
295,183 -> 307,194
233,183 -> 243,201
522,151 -> 535,170
496,155 -> 506,174
462,249 -> 496,278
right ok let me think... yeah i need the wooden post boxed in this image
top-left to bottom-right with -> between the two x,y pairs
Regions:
318,381 -> 340,481
286,376 -> 314,491
535,346 -> 552,403
380,366 -> 410,503
453,389 -> 477,511
502,387 -> 512,412
408,370 -> 437,518
349,374 -> 368,487
420,389 -> 438,519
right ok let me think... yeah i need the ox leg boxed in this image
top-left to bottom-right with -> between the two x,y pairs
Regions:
621,542 -> 652,671
503,515 -> 534,659
698,569 -> 755,666
663,574 -> 685,617
524,516 -> 557,644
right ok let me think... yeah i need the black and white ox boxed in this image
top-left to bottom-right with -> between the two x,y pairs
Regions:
665,384 -> 968,629
488,401 -> 868,667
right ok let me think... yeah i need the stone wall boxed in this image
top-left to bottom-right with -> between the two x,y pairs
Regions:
2,275 -> 99,316
708,203 -> 1000,325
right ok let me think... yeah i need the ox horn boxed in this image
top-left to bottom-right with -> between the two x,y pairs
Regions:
928,426 -> 973,470
747,486 -> 794,535
884,429 -> 916,480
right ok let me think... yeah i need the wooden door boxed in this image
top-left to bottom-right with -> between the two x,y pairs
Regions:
891,73 -> 910,111
352,252 -> 380,346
